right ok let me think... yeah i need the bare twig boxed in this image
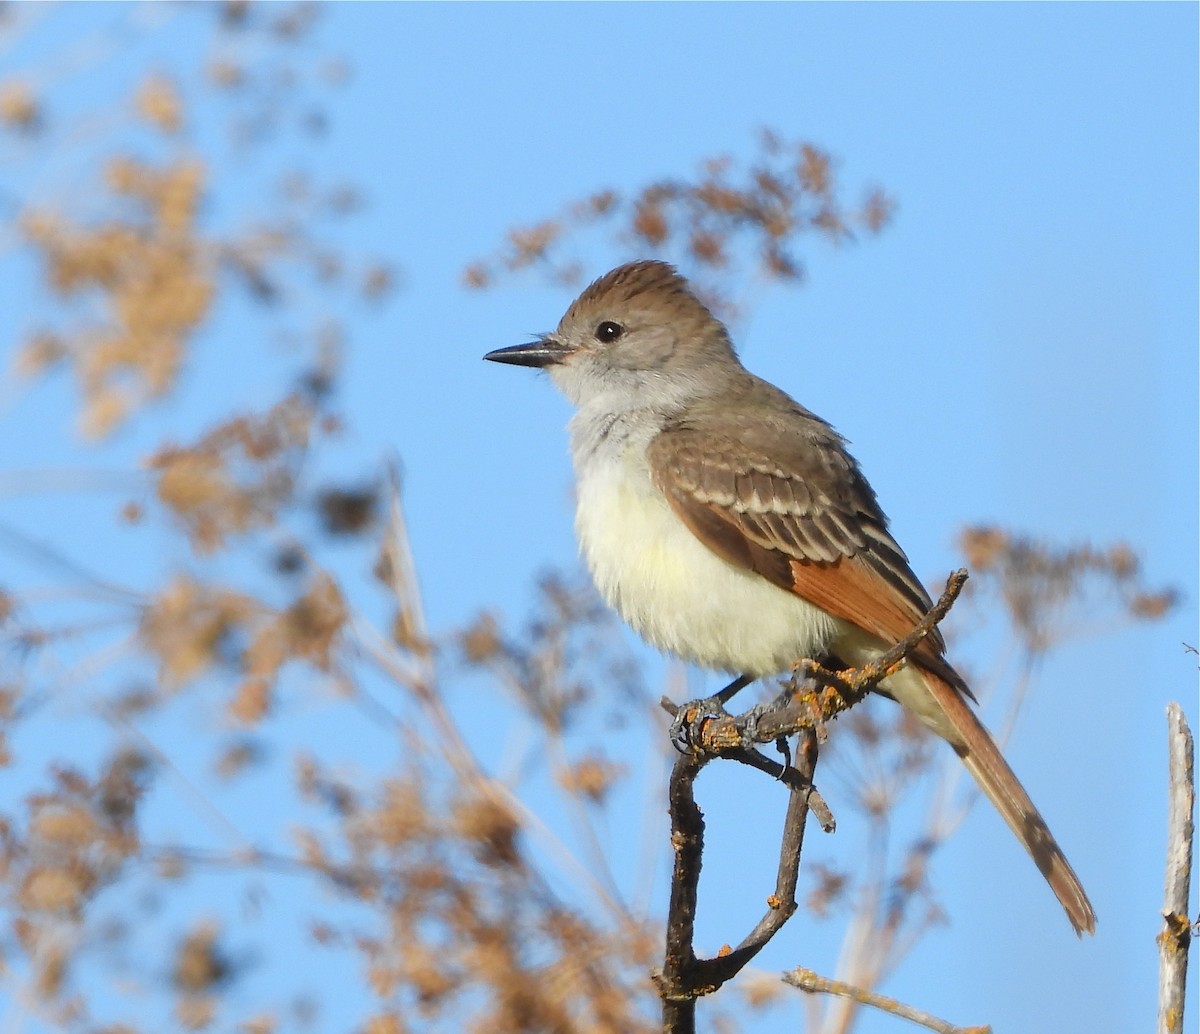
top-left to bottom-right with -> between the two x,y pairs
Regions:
657,732 -> 823,1032
725,745 -> 836,832
784,967 -> 991,1034
708,731 -> 819,973
653,571 -> 969,1031
1158,703 -> 1195,1034
658,753 -> 707,1033
0,517 -> 144,604
821,569 -> 969,694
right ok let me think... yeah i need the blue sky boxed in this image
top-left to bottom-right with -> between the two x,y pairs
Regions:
357,9 -> 1197,1026
1,4 -> 1197,1033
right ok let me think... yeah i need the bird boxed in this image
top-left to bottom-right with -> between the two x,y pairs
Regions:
484,259 -> 1096,936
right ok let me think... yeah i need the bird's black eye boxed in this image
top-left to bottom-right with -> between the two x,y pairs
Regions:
595,320 -> 624,343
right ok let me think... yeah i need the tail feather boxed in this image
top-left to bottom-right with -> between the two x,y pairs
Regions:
921,671 -> 1097,936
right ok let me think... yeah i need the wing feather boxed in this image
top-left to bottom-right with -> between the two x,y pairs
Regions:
646,420 -> 960,684
643,398 -> 1085,931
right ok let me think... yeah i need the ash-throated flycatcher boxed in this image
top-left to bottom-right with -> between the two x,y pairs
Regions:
484,260 -> 1095,935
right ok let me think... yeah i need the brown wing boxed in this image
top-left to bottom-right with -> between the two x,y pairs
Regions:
645,414 -> 962,687
647,406 -> 1099,934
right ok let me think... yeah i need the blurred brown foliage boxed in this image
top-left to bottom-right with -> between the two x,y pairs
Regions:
959,525 -> 1179,650
464,130 -> 895,319
0,9 -> 662,1031
0,5 -> 1177,1034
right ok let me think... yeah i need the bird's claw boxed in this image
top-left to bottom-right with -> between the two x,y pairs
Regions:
670,697 -> 795,761
669,695 -> 732,754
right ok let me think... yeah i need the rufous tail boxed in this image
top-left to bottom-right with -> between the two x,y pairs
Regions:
923,671 -> 1097,936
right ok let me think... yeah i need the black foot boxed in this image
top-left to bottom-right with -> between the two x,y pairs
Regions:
668,674 -> 759,755
669,694 -> 732,753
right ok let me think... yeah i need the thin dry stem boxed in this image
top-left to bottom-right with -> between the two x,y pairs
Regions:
657,733 -> 821,1031
784,967 -> 991,1034
1158,703 -> 1195,1034
655,571 -> 967,1033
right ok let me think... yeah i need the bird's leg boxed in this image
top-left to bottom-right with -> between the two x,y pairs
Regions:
669,674 -> 756,753
667,675 -> 799,776
714,673 -> 754,706
739,713 -> 793,776
774,736 -> 792,772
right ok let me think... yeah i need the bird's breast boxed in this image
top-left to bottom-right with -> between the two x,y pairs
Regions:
573,448 -> 845,676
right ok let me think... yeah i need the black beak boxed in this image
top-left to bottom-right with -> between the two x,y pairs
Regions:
483,338 -> 571,368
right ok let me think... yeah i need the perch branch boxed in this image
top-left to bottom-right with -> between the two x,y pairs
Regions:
655,571 -> 968,1032
657,732 -> 822,1030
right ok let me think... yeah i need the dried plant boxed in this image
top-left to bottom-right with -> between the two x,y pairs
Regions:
0,6 -> 1180,1034
464,130 -> 894,319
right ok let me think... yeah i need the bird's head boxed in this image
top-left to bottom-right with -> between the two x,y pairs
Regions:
485,260 -> 739,412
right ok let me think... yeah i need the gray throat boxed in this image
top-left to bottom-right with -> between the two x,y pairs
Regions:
567,402 -> 665,473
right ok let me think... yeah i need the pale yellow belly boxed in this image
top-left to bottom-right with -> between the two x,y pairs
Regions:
574,456 -> 847,676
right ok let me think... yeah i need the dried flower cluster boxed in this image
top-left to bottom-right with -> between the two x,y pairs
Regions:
148,396 -> 314,552
20,157 -> 213,436
0,6 -> 1179,1034
465,131 -> 895,317
959,524 -> 1179,651
285,756 -> 660,1034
